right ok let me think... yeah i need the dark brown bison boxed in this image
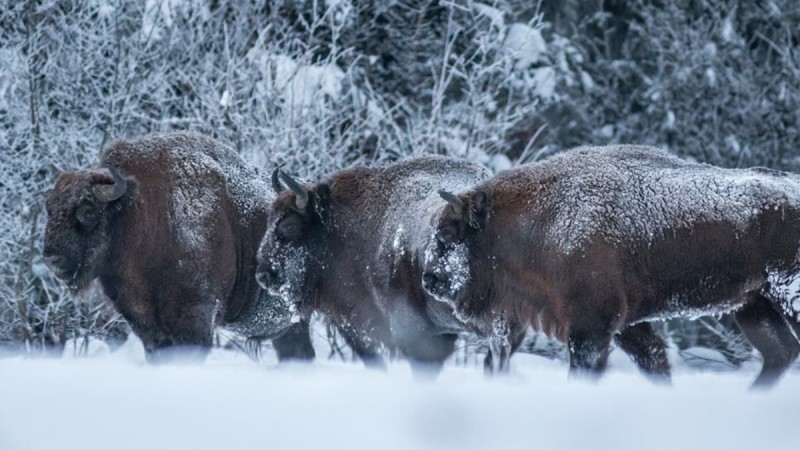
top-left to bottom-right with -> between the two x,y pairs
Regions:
43,132 -> 314,363
423,145 -> 800,387
256,156 -> 525,373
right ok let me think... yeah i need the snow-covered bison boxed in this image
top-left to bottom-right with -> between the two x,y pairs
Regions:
423,145 -> 800,387
256,156 -> 525,373
43,132 -> 314,363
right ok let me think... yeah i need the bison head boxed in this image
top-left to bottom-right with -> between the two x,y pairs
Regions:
256,169 -> 331,316
422,189 -> 491,320
43,167 -> 136,292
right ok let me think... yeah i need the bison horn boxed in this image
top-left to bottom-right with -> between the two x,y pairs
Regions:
279,170 -> 309,209
271,167 -> 285,194
93,167 -> 128,202
438,190 -> 463,215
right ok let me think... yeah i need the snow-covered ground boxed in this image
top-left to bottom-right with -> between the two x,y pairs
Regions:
1,335 -> 797,450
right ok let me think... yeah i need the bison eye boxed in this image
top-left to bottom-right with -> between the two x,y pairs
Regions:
278,218 -> 302,241
75,205 -> 100,229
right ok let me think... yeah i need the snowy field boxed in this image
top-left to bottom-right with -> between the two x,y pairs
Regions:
1,334 -> 798,450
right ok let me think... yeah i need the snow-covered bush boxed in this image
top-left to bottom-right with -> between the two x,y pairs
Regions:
0,0 -> 794,368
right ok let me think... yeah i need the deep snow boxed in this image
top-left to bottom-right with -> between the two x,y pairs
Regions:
0,333 -> 797,450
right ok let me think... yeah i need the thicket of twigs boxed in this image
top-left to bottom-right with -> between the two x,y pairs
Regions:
1,0 -> 797,367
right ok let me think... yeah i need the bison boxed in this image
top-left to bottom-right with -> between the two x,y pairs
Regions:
43,132 -> 314,363
256,156 -> 525,373
423,145 -> 800,387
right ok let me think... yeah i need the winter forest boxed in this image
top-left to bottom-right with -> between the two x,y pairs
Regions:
1,1 -> 799,449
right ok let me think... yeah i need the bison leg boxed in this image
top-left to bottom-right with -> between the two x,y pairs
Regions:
614,322 -> 671,383
484,317 -> 526,375
734,293 -> 800,389
272,319 -> 316,362
567,330 -> 613,380
136,290 -> 215,364
400,333 -> 458,377
337,323 -> 387,370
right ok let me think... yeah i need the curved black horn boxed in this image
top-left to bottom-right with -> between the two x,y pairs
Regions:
279,170 -> 309,209
438,190 -> 463,215
271,166 -> 285,194
93,167 -> 128,202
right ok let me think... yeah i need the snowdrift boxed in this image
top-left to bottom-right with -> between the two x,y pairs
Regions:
0,341 -> 796,450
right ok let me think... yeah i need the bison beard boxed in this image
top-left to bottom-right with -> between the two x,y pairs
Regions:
424,145 -> 800,388
43,132 -> 314,363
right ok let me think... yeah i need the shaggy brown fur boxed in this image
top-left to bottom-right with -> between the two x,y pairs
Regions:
257,157 -> 526,373
424,145 -> 800,387
43,132 -> 313,363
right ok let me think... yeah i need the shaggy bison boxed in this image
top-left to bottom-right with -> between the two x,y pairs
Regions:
423,145 -> 800,387
257,156 -> 525,373
43,132 -> 314,363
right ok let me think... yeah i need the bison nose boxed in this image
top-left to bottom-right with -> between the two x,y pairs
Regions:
422,272 -> 439,289
256,264 -> 277,289
255,270 -> 269,289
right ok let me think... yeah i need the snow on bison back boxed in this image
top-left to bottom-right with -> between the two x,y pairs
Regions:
423,144 -> 800,388
42,132 -> 314,363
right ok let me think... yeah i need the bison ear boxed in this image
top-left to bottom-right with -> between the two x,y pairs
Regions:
466,191 -> 491,230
